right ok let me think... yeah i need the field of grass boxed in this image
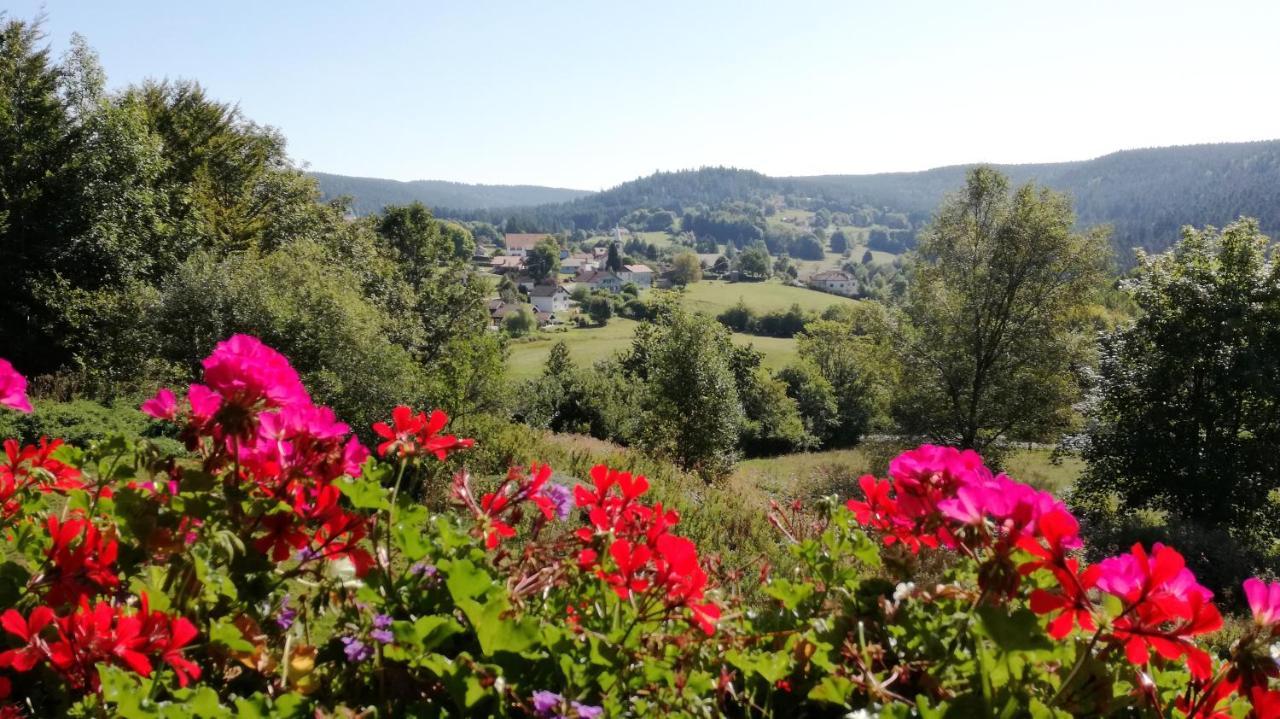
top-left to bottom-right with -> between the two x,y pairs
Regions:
506,318 -> 641,381
678,279 -> 857,316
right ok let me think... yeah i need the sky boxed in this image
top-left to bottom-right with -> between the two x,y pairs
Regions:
9,0 -> 1280,190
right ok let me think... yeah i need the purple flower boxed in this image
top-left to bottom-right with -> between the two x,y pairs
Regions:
276,596 -> 297,631
543,482 -> 573,521
340,636 -> 372,662
295,547 -> 320,562
531,690 -> 564,716
410,561 -> 438,577
373,613 -> 392,630
370,628 -> 394,644
571,702 -> 603,719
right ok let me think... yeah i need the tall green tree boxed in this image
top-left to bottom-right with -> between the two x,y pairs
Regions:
525,237 -> 561,282
735,246 -> 771,281
606,241 -> 623,272
635,305 -> 743,480
892,167 -> 1107,453
1076,219 -> 1280,554
669,251 -> 702,286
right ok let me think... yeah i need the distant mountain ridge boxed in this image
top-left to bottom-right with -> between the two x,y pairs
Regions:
792,140 -> 1280,253
309,172 -> 591,213
315,140 -> 1280,256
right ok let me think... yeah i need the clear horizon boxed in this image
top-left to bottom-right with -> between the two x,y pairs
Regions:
9,0 -> 1280,190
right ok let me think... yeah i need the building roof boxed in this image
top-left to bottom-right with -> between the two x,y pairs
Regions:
810,270 -> 854,282
577,270 -> 621,284
624,264 -> 654,274
528,284 -> 567,297
490,255 -> 524,269
504,233 -> 552,251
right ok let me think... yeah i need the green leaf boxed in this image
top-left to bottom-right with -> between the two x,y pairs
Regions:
338,472 -> 391,511
764,578 -> 814,610
807,675 -> 854,705
208,618 -> 254,653
393,505 -> 434,561
975,606 -> 1053,652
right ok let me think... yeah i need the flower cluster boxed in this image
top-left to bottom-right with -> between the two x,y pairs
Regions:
456,462 -> 561,550
0,437 -> 85,520
0,595 -> 199,691
372,405 -> 474,460
530,690 -> 603,718
0,360 -> 31,414
573,465 -> 720,635
141,334 -> 376,575
842,445 -> 1255,712
41,516 -> 120,606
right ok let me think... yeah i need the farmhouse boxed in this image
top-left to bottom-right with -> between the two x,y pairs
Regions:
576,269 -> 624,293
529,284 -> 572,314
503,233 -> 551,257
808,270 -> 857,296
489,255 -> 524,273
619,264 -> 654,289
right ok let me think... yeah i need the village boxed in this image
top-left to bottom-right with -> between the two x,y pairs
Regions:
478,228 -> 862,331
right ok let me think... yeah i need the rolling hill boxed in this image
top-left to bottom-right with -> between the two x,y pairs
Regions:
309,172 -> 591,214
314,140 -> 1280,257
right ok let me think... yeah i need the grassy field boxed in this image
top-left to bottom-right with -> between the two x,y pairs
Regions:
506,281 -> 857,379
506,318 -> 641,380
506,318 -> 800,380
678,279 -> 857,316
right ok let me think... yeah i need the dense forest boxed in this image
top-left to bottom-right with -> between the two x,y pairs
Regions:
317,141 -> 1280,260
308,172 -> 590,214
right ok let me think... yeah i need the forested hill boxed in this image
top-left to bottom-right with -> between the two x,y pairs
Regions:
309,172 -> 591,214
795,140 -> 1280,255
320,140 -> 1280,256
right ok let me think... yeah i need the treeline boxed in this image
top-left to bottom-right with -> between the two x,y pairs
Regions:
0,20 -> 502,437
515,299 -> 887,477
319,142 -> 1280,259
309,172 -> 590,215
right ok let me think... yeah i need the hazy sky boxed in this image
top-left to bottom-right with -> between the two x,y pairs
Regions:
10,0 -> 1279,189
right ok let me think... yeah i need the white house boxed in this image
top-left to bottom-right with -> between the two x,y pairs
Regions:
503,233 -> 550,257
619,264 -> 654,289
529,284 -> 572,314
808,270 -> 857,296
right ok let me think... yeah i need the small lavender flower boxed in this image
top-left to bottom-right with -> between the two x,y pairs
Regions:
543,482 -> 574,521
275,596 -> 297,631
571,702 -> 603,719
370,628 -> 394,644
410,561 -> 438,577
373,613 -> 392,630
340,636 -> 372,662
531,690 -> 564,716
295,547 -> 320,562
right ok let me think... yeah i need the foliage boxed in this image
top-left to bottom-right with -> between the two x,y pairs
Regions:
3,346 -> 1278,717
525,237 -> 562,282
0,22 -> 503,433
1075,219 -> 1280,588
585,296 -> 613,326
892,167 -> 1108,453
669,251 -> 702,286
503,306 -> 538,337
632,307 -> 743,480
734,247 -> 771,281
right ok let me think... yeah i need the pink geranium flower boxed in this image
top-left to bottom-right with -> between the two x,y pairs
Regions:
140,388 -> 177,421
1244,577 -> 1280,626
0,359 -> 32,413
201,334 -> 310,409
